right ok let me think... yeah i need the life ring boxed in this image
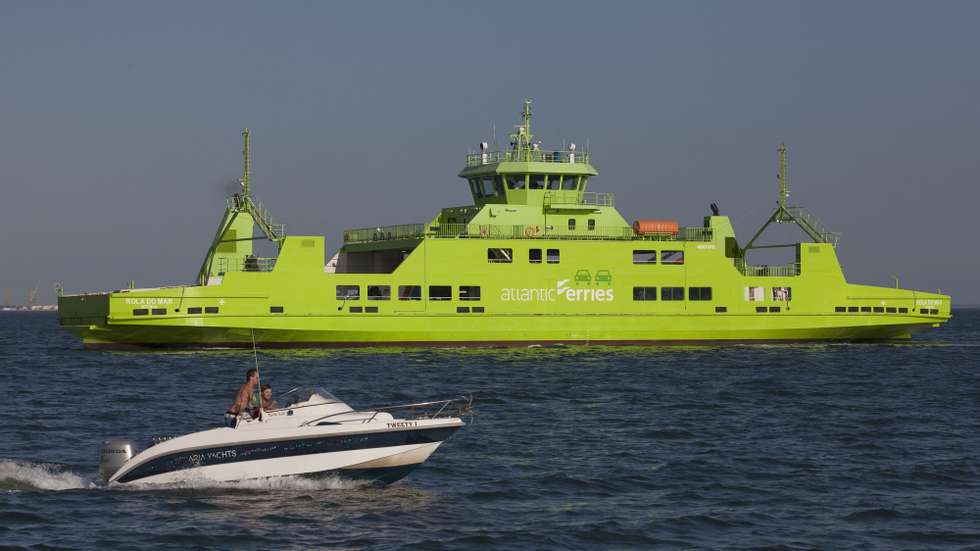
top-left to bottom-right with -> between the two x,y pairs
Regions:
523,225 -> 539,238
479,226 -> 489,237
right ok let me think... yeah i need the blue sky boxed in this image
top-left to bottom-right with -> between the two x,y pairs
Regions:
1,1 -> 978,304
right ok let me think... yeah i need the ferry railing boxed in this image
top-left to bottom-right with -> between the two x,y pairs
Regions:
343,223 -> 713,243
215,256 -> 277,274
781,206 -> 840,247
343,223 -> 427,243
242,257 -> 277,272
543,191 -> 614,208
733,259 -> 801,277
428,223 -> 713,242
227,195 -> 285,242
465,149 -> 591,167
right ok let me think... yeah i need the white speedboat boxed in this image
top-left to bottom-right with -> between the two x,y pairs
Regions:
99,387 -> 470,486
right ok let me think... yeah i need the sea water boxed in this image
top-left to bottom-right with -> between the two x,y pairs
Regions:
2,311 -> 979,550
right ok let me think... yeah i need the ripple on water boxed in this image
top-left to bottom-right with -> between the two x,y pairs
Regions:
2,311 -> 980,549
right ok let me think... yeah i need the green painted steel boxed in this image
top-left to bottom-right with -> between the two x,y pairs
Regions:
58,103 -> 952,348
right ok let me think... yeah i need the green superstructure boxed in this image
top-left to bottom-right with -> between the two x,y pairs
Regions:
59,102 -> 951,348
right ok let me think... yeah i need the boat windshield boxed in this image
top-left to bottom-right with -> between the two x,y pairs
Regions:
277,386 -> 344,409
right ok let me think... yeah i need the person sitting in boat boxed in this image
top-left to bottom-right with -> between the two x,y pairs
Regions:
260,384 -> 277,410
225,368 -> 259,427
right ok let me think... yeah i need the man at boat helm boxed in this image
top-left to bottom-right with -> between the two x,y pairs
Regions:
225,368 -> 259,428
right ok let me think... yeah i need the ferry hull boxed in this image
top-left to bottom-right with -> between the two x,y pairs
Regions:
63,314 -> 940,349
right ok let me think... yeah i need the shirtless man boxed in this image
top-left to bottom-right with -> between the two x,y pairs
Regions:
225,368 -> 259,427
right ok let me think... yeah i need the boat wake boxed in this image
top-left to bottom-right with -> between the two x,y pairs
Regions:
0,458 -> 368,493
0,459 -> 95,491
121,472 -> 368,492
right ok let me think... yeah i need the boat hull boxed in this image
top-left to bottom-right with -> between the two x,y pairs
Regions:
111,425 -> 459,485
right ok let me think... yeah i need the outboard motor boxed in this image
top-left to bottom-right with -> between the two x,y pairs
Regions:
99,438 -> 138,483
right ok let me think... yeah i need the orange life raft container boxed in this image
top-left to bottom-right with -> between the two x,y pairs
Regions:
632,219 -> 679,235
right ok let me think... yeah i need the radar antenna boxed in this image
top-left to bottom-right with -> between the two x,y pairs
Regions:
509,99 -> 535,158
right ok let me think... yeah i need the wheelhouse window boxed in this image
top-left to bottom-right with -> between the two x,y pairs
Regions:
336,285 -> 359,300
529,174 -> 546,189
398,285 -> 421,301
661,287 -> 684,301
459,286 -> 481,301
429,286 -> 452,301
481,177 -> 497,197
488,248 -> 513,263
367,285 -> 391,301
633,287 -> 657,301
561,175 -> 578,190
507,175 -> 526,190
632,250 -> 657,264
772,287 -> 792,301
494,175 -> 506,196
547,249 -> 560,264
661,250 -> 684,264
689,287 -> 712,301
546,175 -> 560,189
529,248 -> 542,263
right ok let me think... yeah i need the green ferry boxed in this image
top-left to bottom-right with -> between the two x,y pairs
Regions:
58,101 -> 951,348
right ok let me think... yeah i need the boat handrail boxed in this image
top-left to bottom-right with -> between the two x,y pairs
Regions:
301,395 -> 473,426
365,395 -> 473,422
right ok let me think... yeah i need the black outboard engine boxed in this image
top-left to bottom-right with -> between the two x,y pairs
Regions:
99,438 -> 138,483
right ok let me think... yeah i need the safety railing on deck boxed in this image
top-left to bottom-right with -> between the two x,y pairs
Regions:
466,150 -> 590,167
343,222 -> 713,243
216,256 -> 277,274
733,259 -> 800,277
543,191 -> 614,208
342,223 -> 427,243
781,206 -> 840,247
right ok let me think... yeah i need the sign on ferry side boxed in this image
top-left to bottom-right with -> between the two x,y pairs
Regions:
500,272 -> 615,303
124,298 -> 174,306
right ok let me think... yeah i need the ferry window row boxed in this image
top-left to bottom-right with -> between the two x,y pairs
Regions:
490,248 -> 560,264
744,287 -> 792,301
136,306 -> 220,316
834,306 -> 912,314
510,174 -> 586,191
632,250 -> 685,265
566,219 -> 597,231
336,285 -> 482,302
632,287 -> 712,301
467,175 -> 587,196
